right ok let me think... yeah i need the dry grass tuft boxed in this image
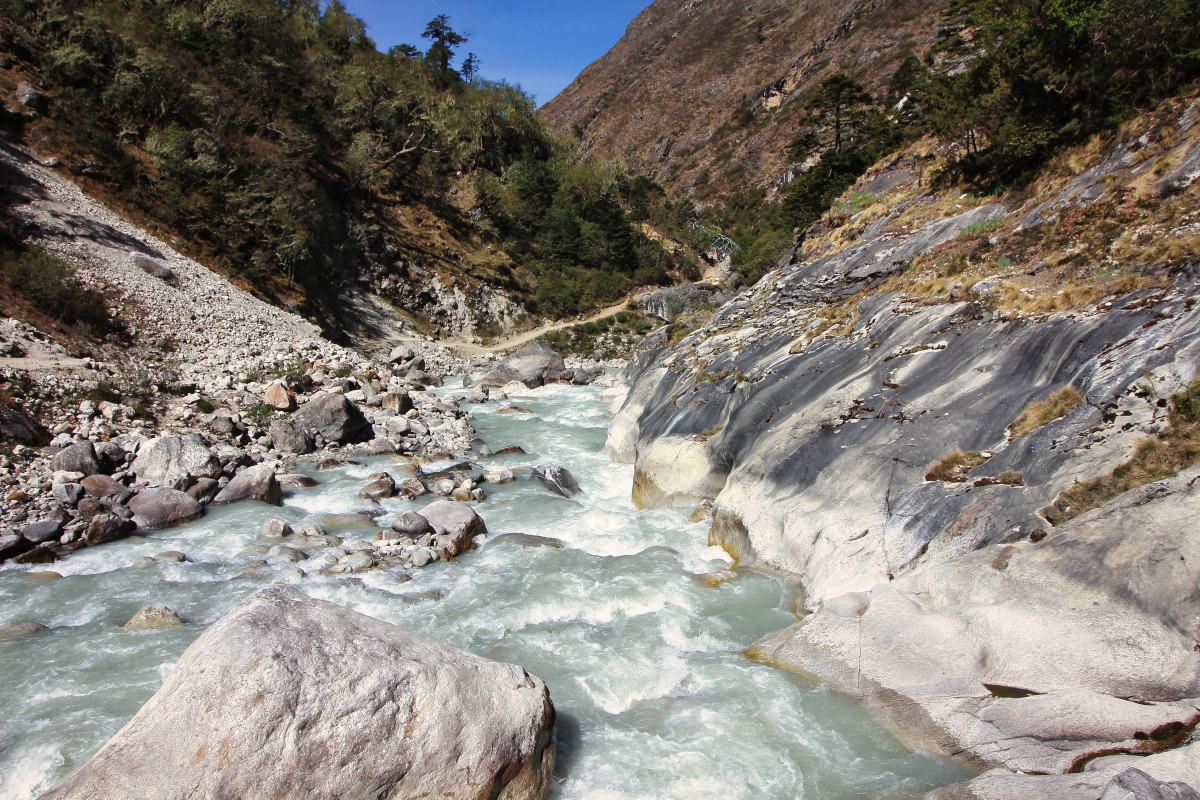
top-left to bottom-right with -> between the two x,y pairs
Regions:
926,449 -> 991,482
1041,378 -> 1200,525
1009,386 -> 1083,439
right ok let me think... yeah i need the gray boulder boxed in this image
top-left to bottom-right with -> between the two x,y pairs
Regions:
268,419 -> 314,455
185,478 -> 220,505
419,500 -> 486,553
39,585 -> 555,800
52,482 -> 85,505
131,435 -> 222,489
1101,768 -> 1200,800
50,441 -> 101,477
0,533 -> 33,562
20,517 -> 66,544
531,465 -> 581,498
468,341 -> 565,389
388,511 -> 432,540
212,465 -> 282,506
84,514 -> 136,546
292,394 -> 371,445
128,488 -> 204,530
132,253 -> 176,283
388,344 -> 415,364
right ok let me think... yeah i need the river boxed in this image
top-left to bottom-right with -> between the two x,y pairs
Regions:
0,381 -> 972,799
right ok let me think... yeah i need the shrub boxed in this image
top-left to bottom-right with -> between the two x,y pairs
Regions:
0,247 -> 112,331
1040,378 -> 1200,525
1009,387 -> 1082,440
926,449 -> 990,482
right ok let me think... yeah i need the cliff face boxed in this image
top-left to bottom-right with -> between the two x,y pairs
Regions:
602,90 -> 1200,795
540,0 -> 946,201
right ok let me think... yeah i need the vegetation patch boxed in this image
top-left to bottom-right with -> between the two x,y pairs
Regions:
1041,378 -> 1200,526
0,248 -> 111,334
1009,387 -> 1083,440
926,449 -> 991,482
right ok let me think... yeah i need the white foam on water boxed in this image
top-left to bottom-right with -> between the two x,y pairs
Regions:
0,382 -> 976,800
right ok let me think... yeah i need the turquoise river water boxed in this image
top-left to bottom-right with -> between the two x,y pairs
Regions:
0,381 -> 972,799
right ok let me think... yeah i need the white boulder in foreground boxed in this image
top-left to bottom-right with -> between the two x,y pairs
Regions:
41,585 -> 556,800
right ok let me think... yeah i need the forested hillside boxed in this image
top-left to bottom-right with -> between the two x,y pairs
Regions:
545,0 -> 1200,289
0,0 -> 685,340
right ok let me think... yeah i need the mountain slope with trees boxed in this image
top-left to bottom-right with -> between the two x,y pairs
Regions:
0,0 -> 685,343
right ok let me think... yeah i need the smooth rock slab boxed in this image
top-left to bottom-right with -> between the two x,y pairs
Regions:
40,585 -> 555,800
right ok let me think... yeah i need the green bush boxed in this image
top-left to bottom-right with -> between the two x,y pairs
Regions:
0,247 -> 111,331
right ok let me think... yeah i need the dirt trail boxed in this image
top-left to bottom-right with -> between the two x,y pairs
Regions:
432,290 -> 657,356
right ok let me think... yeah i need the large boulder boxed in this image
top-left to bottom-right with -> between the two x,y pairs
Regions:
268,419 -> 314,455
212,465 -> 282,506
0,533 -> 33,562
468,341 -> 565,389
131,435 -> 221,489
292,393 -> 371,444
419,500 -> 487,553
40,585 -> 555,800
50,441 -> 101,477
0,410 -> 47,445
128,488 -> 204,530
84,514 -> 136,546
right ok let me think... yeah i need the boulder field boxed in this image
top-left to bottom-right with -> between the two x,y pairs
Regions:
40,586 -> 556,800
605,203 -> 1200,792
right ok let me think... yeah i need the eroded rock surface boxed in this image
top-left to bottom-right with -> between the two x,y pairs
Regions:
41,585 -> 555,800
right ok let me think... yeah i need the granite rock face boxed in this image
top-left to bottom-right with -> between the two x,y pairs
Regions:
607,203 -> 1200,787
40,585 -> 556,800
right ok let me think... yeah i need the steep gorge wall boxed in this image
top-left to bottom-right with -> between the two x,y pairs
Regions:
603,113 -> 1200,793
541,0 -> 946,200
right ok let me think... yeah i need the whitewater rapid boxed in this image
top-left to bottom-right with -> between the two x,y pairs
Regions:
0,382 -> 971,799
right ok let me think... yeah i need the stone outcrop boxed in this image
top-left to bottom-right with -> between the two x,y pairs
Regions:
606,194 -> 1200,790
41,585 -> 555,800
466,341 -> 565,389
752,464 -> 1200,780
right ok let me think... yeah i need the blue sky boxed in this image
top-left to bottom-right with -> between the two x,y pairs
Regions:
342,1 -> 651,106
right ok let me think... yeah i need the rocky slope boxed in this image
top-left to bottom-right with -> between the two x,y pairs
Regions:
541,0 -> 946,201
603,93 -> 1200,794
0,136 -> 612,574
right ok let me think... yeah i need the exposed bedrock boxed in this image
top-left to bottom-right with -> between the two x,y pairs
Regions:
40,585 -> 556,800
752,465 -> 1200,777
605,204 -> 1200,786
